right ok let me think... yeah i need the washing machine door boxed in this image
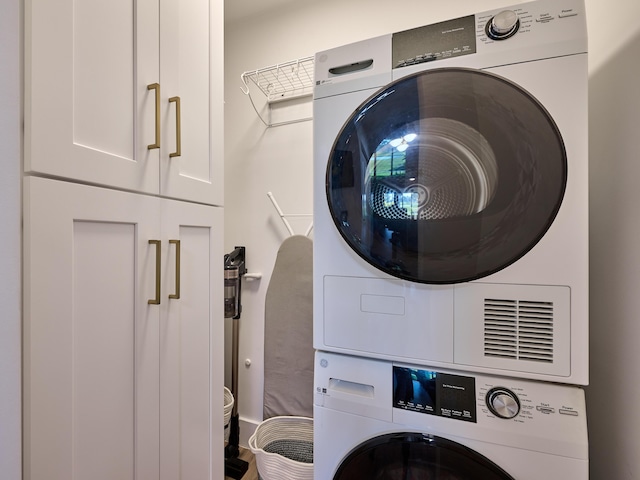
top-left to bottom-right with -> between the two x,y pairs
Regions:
326,68 -> 566,284
333,433 -> 514,479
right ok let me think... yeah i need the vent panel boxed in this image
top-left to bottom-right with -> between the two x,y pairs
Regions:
484,299 -> 554,363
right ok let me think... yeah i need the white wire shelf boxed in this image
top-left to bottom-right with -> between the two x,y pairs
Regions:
241,56 -> 315,103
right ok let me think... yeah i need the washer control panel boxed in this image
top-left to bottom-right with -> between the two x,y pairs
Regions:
316,353 -> 588,459
391,363 -> 586,427
476,377 -> 585,425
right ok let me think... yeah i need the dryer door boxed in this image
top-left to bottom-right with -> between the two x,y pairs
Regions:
333,432 -> 515,479
326,68 -> 566,284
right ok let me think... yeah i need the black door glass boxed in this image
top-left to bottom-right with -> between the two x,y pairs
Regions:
326,68 -> 567,284
333,433 -> 515,480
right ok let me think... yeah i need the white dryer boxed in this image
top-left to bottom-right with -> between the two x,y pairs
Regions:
314,352 -> 588,479
313,0 -> 588,384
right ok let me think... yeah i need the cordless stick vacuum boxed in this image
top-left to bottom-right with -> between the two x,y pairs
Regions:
224,246 -> 249,479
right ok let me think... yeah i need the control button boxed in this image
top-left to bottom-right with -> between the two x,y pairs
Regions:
486,10 -> 520,40
486,387 -> 521,419
559,409 -> 579,416
536,14 -> 555,23
536,405 -> 555,414
559,10 -> 578,18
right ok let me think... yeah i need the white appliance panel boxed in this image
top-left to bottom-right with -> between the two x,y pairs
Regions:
314,352 -> 588,479
453,282 -> 571,377
323,276 -> 454,362
313,0 -> 588,384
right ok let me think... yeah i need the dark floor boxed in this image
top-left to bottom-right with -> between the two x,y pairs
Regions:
225,447 -> 258,480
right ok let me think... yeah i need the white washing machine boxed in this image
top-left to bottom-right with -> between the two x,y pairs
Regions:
314,352 -> 588,479
313,0 -> 588,384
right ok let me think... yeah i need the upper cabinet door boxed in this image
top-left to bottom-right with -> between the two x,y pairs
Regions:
160,0 -> 224,206
25,0 -> 161,194
25,0 -> 224,205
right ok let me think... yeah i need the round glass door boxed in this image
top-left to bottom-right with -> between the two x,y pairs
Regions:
333,433 -> 515,479
326,68 -> 566,284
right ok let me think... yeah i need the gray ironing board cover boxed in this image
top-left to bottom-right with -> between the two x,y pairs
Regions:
263,235 -> 314,419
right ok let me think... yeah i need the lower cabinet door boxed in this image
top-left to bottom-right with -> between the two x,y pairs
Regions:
23,177 -> 223,480
24,177 -> 160,480
160,199 -> 224,480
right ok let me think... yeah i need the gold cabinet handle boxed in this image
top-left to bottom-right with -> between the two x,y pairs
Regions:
169,239 -> 181,299
147,83 -> 160,150
169,96 -> 181,158
148,240 -> 161,304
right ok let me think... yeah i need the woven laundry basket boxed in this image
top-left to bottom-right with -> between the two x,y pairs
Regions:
248,416 -> 313,480
223,387 -> 234,442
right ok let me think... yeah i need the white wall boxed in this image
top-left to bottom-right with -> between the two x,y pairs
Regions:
225,0 -> 640,477
0,0 -> 22,478
586,1 -> 640,479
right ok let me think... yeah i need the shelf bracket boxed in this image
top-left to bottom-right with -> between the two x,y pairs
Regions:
267,191 -> 313,237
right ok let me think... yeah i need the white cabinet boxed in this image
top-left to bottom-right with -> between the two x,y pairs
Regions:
23,177 -> 224,480
159,199 -> 224,480
24,0 -> 224,206
24,0 -> 225,477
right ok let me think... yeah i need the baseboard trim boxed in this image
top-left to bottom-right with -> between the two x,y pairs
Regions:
238,417 -> 260,448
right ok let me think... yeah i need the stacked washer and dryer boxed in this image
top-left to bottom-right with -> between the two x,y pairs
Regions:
312,0 -> 588,478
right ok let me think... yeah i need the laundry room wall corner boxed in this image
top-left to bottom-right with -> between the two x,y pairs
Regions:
585,0 -> 640,478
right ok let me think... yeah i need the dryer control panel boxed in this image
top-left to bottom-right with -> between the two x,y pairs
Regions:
392,15 -> 477,68
389,0 -> 586,76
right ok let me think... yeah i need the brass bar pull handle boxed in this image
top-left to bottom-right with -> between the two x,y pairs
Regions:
147,83 -> 160,150
169,239 -> 181,299
148,240 -> 161,305
169,96 -> 181,158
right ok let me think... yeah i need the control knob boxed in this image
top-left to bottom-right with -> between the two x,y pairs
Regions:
486,387 -> 521,419
486,10 -> 520,40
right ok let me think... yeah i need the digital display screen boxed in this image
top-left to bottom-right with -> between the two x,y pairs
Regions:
392,15 -> 477,68
393,367 -> 476,422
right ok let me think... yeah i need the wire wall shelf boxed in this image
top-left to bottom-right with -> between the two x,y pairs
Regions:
241,56 -> 315,103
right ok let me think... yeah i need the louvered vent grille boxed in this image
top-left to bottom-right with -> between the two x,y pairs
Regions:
484,298 -> 554,363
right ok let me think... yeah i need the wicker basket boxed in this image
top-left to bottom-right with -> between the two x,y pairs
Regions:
223,387 -> 234,442
248,416 -> 314,480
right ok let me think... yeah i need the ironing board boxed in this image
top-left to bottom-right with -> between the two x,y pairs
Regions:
263,235 -> 314,419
